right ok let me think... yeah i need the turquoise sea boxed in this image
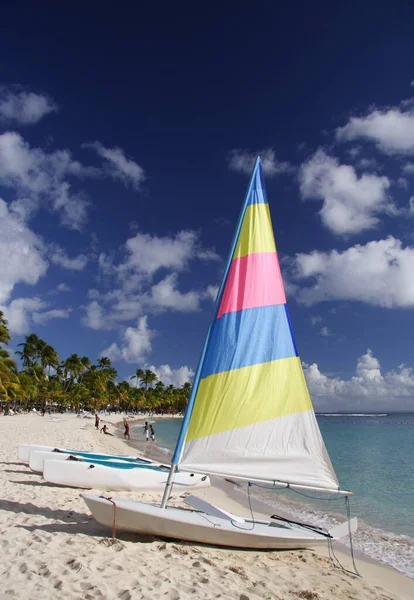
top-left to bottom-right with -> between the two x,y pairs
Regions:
137,414 -> 414,578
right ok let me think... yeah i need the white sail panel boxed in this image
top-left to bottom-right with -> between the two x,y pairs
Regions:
174,159 -> 340,492
180,410 -> 338,490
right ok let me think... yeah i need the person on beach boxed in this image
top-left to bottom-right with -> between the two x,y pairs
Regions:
144,421 -> 149,442
124,418 -> 130,441
150,424 -> 155,442
95,414 -> 100,430
100,424 -> 114,436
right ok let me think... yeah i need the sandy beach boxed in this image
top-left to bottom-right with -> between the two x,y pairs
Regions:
1,413 -> 413,600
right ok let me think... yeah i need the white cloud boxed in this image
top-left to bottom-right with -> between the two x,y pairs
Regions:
32,308 -> 72,325
357,157 -> 379,170
402,163 -> 414,175
0,132 -> 94,230
299,150 -> 392,235
202,285 -> 218,302
0,86 -> 58,124
1,297 -> 47,334
336,103 -> 414,155
320,326 -> 331,336
101,316 -> 154,363
56,283 -> 71,292
85,141 -> 145,188
83,229 -> 220,330
148,364 -> 194,387
51,247 -> 88,271
311,316 -> 322,326
150,274 -> 201,312
409,197 -> 414,214
227,148 -> 293,177
82,300 -> 112,330
304,350 -> 414,411
397,177 -> 408,189
117,230 -> 219,281
0,199 -> 48,303
292,236 -> 414,307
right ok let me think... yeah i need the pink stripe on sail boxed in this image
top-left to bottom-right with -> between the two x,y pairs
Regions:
218,252 -> 286,318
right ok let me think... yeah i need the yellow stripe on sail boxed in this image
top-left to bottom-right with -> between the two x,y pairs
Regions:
233,203 -> 276,259
186,357 -> 313,441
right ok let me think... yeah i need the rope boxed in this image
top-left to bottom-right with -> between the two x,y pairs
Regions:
248,483 -> 362,577
99,495 -> 117,539
229,483 -> 255,530
345,496 -> 361,577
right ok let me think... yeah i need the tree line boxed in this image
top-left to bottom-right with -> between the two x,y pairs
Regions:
0,311 -> 191,415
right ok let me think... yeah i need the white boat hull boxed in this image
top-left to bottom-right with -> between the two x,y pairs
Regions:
29,450 -> 148,473
82,494 -> 351,549
43,460 -> 210,492
19,444 -> 57,463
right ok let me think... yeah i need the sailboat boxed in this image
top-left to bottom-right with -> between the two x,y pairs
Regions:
82,158 -> 357,548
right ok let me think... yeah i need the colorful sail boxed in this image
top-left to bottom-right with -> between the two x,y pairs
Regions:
174,158 -> 339,492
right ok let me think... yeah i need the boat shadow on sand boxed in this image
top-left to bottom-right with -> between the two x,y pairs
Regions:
0,497 -> 158,542
0,497 -> 291,551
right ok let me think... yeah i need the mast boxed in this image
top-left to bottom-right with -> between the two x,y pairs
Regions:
160,158 -> 263,509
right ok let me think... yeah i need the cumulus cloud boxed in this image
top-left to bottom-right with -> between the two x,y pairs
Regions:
227,148 -> 293,177
304,350 -> 414,411
319,326 -> 331,337
82,300 -> 111,330
82,229 -> 219,329
336,102 -> 414,155
32,308 -> 72,325
402,163 -> 414,175
51,247 -> 88,271
0,297 -> 47,334
0,199 -> 48,303
150,274 -> 201,312
117,230 -> 220,281
85,141 -> 145,188
299,150 -> 392,235
292,236 -> 414,307
310,316 -> 322,326
148,364 -> 194,387
0,86 -> 58,124
56,283 -> 71,292
101,316 -> 154,363
0,132 -> 94,230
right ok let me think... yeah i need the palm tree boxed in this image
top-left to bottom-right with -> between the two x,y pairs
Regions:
42,344 -> 60,376
141,369 -> 158,390
0,311 -> 11,345
130,368 -> 145,388
61,354 -> 84,391
16,333 -> 42,368
0,348 -> 20,408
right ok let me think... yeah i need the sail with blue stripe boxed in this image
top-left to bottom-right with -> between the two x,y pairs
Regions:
173,158 -> 339,492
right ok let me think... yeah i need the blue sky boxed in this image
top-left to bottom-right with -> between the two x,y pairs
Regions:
1,2 -> 414,410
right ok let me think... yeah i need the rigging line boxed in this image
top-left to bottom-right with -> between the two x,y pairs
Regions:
230,482 -> 256,531
325,497 -> 361,579
346,496 -> 361,577
250,482 -> 343,501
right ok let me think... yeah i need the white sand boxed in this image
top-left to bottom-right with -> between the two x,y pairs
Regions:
1,413 -> 413,600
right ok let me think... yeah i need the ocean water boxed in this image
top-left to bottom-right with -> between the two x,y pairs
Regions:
141,414 -> 414,578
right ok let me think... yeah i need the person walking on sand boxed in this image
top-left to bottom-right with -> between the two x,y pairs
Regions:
100,424 -> 114,436
124,418 -> 130,441
144,421 -> 149,442
95,414 -> 100,430
150,424 -> 155,442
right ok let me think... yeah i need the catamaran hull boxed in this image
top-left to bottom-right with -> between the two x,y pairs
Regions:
81,494 -> 343,550
19,444 -> 57,463
29,450 -> 150,473
20,444 -> 152,468
43,460 -> 210,492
